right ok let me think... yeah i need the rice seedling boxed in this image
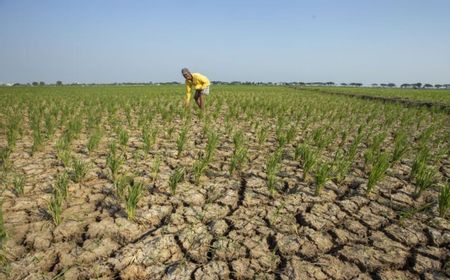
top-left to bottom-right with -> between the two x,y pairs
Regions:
118,129 -> 129,147
364,132 -> 386,166
106,150 -> 123,181
0,200 -> 8,274
297,144 -> 317,180
315,162 -> 331,196
31,129 -> 43,155
391,131 -> 408,164
229,147 -> 248,176
413,165 -> 436,198
266,150 -> 282,196
87,129 -> 102,154
71,158 -> 88,183
126,179 -> 144,220
44,113 -> 56,139
12,174 -> 25,196
438,182 -> 450,217
205,132 -> 219,161
176,127 -> 188,157
114,175 -> 131,200
410,146 -> 430,180
141,128 -> 158,153
285,126 -> 296,144
48,189 -> 63,225
257,126 -> 268,146
0,200 -> 7,247
366,153 -> 390,194
55,172 -> 69,200
193,158 -> 209,185
57,150 -> 72,168
151,155 -> 162,182
169,167 -> 185,195
232,130 -> 244,150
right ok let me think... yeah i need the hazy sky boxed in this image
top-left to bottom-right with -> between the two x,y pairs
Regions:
1,0 -> 450,84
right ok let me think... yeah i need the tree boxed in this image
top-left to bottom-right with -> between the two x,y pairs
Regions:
435,84 -> 442,89
56,81 -> 63,86
39,81 -> 45,86
413,82 -> 422,89
340,83 -> 347,86
387,83 -> 396,88
371,83 -> 378,87
32,81 -> 38,86
423,84 -> 433,89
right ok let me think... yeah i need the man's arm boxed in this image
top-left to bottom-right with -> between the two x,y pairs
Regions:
185,81 -> 192,106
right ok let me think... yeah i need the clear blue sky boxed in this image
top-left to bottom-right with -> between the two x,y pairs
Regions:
1,0 -> 450,84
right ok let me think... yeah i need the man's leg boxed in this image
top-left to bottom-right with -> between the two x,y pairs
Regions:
194,90 -> 202,109
199,93 -> 205,110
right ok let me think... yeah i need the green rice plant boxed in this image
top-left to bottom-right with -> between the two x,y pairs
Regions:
141,128 -> 157,153
315,163 -> 331,196
205,132 -> 219,161
297,144 -> 317,180
87,129 -> 102,154
257,126 -> 268,146
285,126 -> 296,144
438,182 -> 450,217
57,150 -> 72,168
118,129 -> 129,147
410,146 -> 430,180
266,150 -> 282,196
366,153 -> 390,194
44,113 -> 56,138
232,130 -> 244,149
193,158 -> 209,184
176,127 -> 188,157
31,129 -> 43,155
55,172 -> 69,200
106,150 -> 123,181
48,189 -> 63,225
229,147 -> 248,176
169,167 -> 185,195
166,125 -> 175,139
364,132 -> 386,166
126,179 -> 144,220
6,125 -> 18,149
151,155 -> 162,182
12,174 -> 25,196
71,158 -> 88,183
0,200 -> 7,250
114,175 -> 131,200
391,131 -> 408,163
413,165 -> 436,198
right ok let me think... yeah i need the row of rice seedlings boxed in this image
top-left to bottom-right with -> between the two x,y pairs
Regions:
257,126 -> 268,146
331,127 -> 364,183
192,132 -> 220,184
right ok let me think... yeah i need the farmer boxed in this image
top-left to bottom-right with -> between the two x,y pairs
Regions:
181,68 -> 210,110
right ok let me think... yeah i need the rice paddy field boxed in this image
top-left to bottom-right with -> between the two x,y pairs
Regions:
0,85 -> 449,279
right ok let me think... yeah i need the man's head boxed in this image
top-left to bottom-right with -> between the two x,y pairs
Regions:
181,68 -> 192,80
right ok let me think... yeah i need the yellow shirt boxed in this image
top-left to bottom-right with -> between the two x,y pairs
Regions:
185,73 -> 210,104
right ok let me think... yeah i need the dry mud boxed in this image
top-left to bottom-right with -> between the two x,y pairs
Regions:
1,115 -> 449,280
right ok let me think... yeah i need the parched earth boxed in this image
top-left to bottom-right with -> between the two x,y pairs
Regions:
1,116 -> 450,280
